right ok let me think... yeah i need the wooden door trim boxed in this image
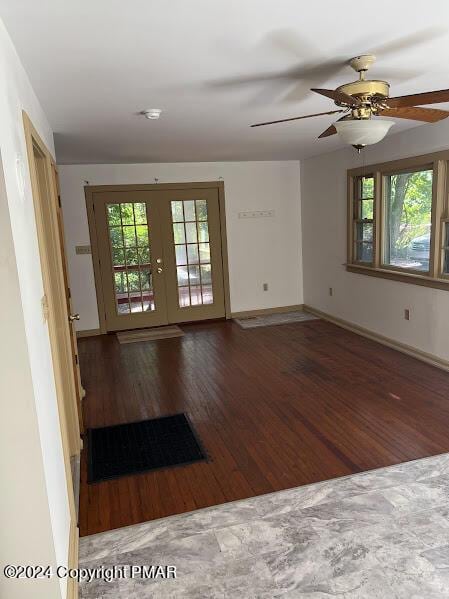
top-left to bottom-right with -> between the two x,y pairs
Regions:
23,111 -> 79,595
85,181 -> 231,333
51,161 -> 84,434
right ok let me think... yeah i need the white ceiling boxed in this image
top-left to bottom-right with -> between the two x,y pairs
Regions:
2,0 -> 449,164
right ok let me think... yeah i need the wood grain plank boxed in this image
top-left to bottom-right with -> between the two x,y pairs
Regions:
78,320 -> 449,536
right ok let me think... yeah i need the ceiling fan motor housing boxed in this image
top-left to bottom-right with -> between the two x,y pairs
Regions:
336,79 -> 390,106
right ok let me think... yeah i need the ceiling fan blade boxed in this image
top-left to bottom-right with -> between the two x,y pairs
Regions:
266,29 -> 318,61
318,124 -> 337,138
372,67 -> 421,84
250,109 -> 344,128
207,59 -> 347,90
379,106 -> 449,123
366,27 -> 445,58
386,89 -> 449,109
311,88 -> 360,106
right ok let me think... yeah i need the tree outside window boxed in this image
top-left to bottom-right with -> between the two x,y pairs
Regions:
383,169 -> 433,272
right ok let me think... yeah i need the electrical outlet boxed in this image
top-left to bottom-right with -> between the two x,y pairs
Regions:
329,287 -> 333,296
263,283 -> 268,291
404,308 -> 410,321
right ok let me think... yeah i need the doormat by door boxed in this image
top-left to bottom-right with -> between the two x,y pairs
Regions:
87,413 -> 207,483
116,325 -> 184,344
234,310 -> 319,329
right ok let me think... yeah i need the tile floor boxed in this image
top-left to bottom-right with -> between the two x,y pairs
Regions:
79,452 -> 449,598
234,310 -> 319,329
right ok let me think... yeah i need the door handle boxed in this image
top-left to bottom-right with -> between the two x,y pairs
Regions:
69,313 -> 80,322
157,267 -> 163,274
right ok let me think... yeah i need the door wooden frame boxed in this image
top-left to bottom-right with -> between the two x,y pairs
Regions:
23,112 -> 80,599
85,181 -> 231,334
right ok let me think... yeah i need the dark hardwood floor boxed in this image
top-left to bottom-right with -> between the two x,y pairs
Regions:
78,319 -> 449,536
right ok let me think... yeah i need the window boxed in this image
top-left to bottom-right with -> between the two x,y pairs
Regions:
347,153 -> 449,290
353,175 -> 374,264
383,167 -> 433,273
443,220 -> 449,275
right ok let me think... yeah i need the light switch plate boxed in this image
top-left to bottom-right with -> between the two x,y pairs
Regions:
75,245 -> 91,255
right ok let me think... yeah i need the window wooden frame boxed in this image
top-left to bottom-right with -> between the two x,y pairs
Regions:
351,173 -> 375,266
347,150 -> 449,291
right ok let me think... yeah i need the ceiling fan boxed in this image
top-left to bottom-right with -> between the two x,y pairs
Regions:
250,54 -> 449,149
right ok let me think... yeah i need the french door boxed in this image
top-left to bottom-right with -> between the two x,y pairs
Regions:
92,187 -> 226,331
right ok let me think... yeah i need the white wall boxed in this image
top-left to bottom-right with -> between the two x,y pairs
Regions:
0,19 -> 70,599
301,121 -> 449,362
58,161 -> 303,331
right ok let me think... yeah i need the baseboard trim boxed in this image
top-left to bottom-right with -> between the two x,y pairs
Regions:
67,520 -> 79,599
76,328 -> 101,338
303,304 -> 449,373
231,304 -> 304,319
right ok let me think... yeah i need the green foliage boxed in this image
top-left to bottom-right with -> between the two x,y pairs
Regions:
362,177 -> 374,199
361,199 -> 373,219
387,170 -> 432,252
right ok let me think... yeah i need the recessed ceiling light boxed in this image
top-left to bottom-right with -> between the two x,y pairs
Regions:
142,108 -> 162,120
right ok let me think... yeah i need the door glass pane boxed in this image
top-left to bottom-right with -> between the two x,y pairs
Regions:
197,222 -> 209,242
123,226 -> 137,247
173,223 -> 185,244
185,222 -> 198,244
188,265 -> 200,284
120,203 -> 135,225
112,248 -> 125,266
202,285 -> 213,305
184,200 -> 196,222
187,243 -> 199,264
444,249 -> 449,275
196,199 -> 208,221
127,270 -> 141,292
175,245 -> 187,266
170,198 -> 214,308
107,204 -> 121,226
114,271 -> 128,294
136,225 -> 149,247
199,243 -> 210,263
140,269 -> 151,291
109,227 -> 123,248
106,202 -> 155,315
125,247 -> 138,266
118,302 -> 131,314
138,246 -> 150,266
190,286 -> 202,306
130,294 -> 144,313
134,203 -> 147,224
177,266 -> 188,286
171,201 -> 184,222
200,264 -> 212,285
178,287 -> 190,307
383,169 -> 433,272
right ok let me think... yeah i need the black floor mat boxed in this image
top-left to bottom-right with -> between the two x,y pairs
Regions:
87,413 -> 207,483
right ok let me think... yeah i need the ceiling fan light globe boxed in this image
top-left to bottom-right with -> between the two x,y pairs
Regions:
334,119 -> 394,146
